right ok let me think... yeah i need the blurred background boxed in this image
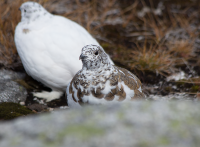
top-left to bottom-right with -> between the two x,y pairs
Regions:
0,0 -> 200,109
1,1 -> 200,145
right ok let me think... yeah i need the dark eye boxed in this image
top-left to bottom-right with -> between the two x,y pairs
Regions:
95,51 -> 98,55
24,9 -> 26,12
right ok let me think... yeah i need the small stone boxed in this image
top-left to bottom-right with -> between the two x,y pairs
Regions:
20,102 -> 25,105
48,108 -> 54,111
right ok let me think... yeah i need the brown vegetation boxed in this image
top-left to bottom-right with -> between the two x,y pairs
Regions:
0,0 -> 200,78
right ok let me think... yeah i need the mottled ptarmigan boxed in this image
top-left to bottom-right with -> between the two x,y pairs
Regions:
66,45 -> 145,108
14,2 -> 113,102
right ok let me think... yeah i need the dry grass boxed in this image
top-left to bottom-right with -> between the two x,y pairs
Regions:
128,43 -> 175,76
0,1 -> 21,67
113,0 -> 198,76
168,40 -> 194,59
0,0 -> 199,77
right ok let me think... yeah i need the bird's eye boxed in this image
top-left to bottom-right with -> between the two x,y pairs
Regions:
24,9 -> 26,12
95,51 -> 98,55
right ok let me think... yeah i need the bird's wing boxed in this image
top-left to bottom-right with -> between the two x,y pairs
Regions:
115,66 -> 145,99
66,70 -> 85,107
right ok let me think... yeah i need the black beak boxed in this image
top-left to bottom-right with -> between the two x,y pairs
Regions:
79,54 -> 87,60
18,8 -> 21,11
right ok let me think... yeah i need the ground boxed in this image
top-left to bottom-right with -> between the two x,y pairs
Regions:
0,0 -> 200,119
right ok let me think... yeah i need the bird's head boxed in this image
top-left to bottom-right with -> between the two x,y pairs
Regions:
79,45 -> 111,70
19,2 -> 50,22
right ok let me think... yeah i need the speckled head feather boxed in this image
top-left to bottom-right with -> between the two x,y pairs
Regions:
80,45 -> 111,70
19,2 -> 50,22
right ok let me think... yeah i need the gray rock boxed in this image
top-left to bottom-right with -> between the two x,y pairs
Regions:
0,101 -> 200,147
0,69 -> 27,103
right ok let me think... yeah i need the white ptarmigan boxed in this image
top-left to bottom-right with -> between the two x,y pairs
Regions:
14,2 -> 113,102
66,45 -> 145,108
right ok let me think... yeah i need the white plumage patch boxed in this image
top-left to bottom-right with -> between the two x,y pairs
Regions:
14,2 -> 113,102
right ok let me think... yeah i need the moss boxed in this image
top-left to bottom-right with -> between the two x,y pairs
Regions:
158,137 -> 170,145
38,124 -> 104,146
191,85 -> 199,92
15,79 -> 35,90
136,141 -> 149,147
170,120 -> 181,128
118,111 -> 125,120
164,86 -> 172,92
0,102 -> 34,120
176,81 -> 186,87
49,124 -> 105,143
64,124 -> 104,140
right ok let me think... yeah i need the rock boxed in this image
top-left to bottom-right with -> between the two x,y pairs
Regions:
166,71 -> 186,82
27,104 -> 48,112
0,69 -> 27,103
0,101 -> 200,147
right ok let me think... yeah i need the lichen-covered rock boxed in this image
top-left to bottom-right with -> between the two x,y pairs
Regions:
0,69 -> 27,103
0,101 -> 200,147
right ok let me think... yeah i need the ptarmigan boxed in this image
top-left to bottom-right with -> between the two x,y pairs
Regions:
14,2 -> 113,102
66,45 -> 145,108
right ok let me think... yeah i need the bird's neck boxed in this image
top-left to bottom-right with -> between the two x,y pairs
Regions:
82,61 -> 112,72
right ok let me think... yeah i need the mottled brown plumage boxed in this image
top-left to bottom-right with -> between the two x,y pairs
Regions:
66,45 -> 145,107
